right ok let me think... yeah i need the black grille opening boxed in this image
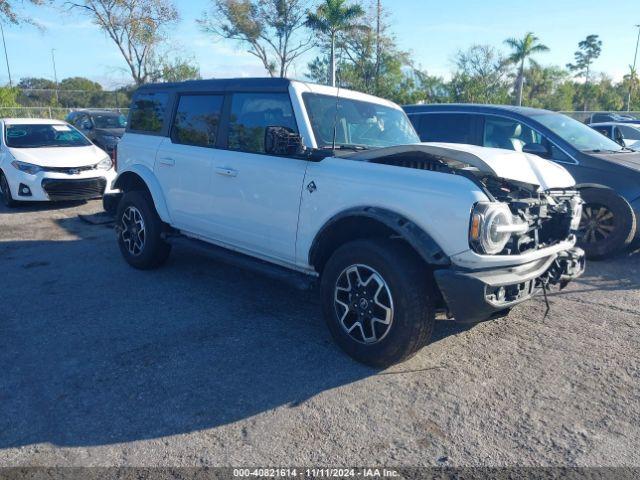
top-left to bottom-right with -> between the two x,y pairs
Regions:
42,177 -> 106,201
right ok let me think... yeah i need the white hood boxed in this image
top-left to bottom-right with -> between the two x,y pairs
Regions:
7,145 -> 108,168
350,143 -> 576,191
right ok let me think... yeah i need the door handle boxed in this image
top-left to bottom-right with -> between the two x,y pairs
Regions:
215,167 -> 238,178
158,157 -> 175,167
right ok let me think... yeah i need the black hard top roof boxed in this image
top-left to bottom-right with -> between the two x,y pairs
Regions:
135,77 -> 293,94
403,103 -> 552,117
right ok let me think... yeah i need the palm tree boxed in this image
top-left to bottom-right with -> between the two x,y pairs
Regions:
504,33 -> 549,106
306,0 -> 365,86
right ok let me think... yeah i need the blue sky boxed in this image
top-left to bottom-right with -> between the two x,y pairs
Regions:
2,0 -> 638,89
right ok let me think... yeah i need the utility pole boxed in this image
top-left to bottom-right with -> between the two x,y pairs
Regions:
374,0 -> 382,94
628,25 -> 640,112
51,49 -> 59,105
0,22 -> 12,87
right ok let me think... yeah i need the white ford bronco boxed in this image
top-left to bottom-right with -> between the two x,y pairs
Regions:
111,78 -> 585,366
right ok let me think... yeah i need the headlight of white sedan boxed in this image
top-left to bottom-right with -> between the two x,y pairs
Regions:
11,160 -> 43,175
97,156 -> 113,170
469,202 -> 528,255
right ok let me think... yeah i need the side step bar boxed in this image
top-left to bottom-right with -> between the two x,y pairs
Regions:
165,234 -> 318,291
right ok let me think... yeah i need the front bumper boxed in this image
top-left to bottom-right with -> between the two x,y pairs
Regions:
6,168 -> 118,202
434,247 -> 586,323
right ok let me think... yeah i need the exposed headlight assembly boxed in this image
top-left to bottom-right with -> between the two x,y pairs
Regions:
11,160 -> 42,175
97,156 -> 113,170
469,202 -> 528,255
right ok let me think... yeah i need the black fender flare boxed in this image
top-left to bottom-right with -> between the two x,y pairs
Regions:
309,206 -> 450,269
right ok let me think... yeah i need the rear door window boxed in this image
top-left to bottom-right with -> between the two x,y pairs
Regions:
619,125 -> 640,141
129,92 -> 170,133
415,113 -> 483,145
227,93 -> 298,154
171,94 -> 224,148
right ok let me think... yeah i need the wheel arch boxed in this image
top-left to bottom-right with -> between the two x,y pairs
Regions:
575,183 -> 614,192
308,207 -> 450,274
114,166 -> 171,223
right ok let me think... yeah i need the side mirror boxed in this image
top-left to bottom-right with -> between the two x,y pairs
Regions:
522,143 -> 550,158
264,126 -> 306,156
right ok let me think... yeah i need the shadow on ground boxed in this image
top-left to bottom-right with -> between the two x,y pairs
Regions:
0,200 -> 88,215
0,215 -> 471,449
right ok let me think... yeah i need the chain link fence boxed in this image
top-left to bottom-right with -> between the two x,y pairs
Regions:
560,111 -> 640,123
0,107 -> 129,120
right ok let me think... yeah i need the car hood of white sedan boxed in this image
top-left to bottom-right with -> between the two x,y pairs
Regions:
350,142 -> 576,191
7,145 -> 108,168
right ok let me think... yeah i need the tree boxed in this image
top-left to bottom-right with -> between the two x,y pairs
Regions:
567,34 -> 602,111
504,32 -> 549,106
68,0 -> 180,85
199,0 -> 313,78
567,34 -> 602,83
16,77 -> 56,106
0,85 -> 18,106
449,45 -> 510,104
521,65 -> 573,111
149,56 -> 201,82
306,0 -> 365,86
0,0 -> 46,24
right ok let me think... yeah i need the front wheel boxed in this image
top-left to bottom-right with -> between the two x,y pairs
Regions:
116,190 -> 171,270
320,239 -> 435,367
0,171 -> 17,208
577,188 -> 636,259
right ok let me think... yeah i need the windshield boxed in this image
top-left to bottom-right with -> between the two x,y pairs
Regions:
533,113 -> 625,152
5,124 -> 92,148
303,93 -> 419,149
92,114 -> 127,129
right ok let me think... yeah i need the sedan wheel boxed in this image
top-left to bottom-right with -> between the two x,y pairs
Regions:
578,204 -> 615,244
0,173 -> 16,208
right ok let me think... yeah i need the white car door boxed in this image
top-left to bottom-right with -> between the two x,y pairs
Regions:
154,94 -> 224,235
206,92 -> 308,264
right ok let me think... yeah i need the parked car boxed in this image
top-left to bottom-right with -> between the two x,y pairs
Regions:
0,118 -> 118,207
588,112 -> 640,125
111,78 -> 584,366
404,104 -> 640,259
66,109 -> 127,154
589,122 -> 640,148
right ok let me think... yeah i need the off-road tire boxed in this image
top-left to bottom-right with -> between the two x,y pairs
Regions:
577,188 -> 636,260
0,171 -> 17,208
320,238 -> 435,367
116,190 -> 171,270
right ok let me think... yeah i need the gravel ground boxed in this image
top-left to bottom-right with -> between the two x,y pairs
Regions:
0,200 -> 639,467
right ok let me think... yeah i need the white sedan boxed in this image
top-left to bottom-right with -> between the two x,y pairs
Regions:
0,118 -> 118,207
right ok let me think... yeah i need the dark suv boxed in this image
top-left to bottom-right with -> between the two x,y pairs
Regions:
404,104 -> 640,259
66,109 -> 127,154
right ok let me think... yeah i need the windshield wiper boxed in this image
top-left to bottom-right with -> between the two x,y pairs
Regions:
582,149 -> 625,154
320,144 -> 371,151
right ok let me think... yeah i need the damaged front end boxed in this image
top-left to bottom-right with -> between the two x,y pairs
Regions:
349,143 -> 587,322
438,171 -> 586,322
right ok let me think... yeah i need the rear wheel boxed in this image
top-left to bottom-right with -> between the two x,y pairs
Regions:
116,190 -> 171,269
0,171 -> 17,208
320,238 -> 435,367
577,188 -> 636,259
